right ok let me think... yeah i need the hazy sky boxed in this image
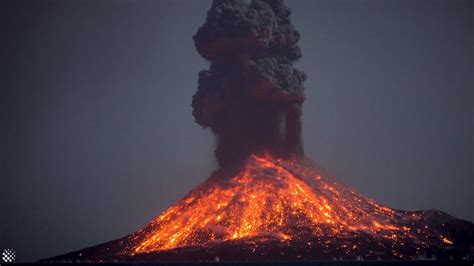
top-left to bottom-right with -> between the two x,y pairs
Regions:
1,0 -> 472,262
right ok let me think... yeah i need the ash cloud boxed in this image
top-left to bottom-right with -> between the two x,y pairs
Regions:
192,0 -> 306,170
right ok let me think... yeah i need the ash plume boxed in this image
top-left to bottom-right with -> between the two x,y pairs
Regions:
192,0 -> 307,169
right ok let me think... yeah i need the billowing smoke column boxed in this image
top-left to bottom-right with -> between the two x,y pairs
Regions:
192,0 -> 307,170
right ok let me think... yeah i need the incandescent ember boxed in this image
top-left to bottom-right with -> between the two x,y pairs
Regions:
45,155 -> 473,262
131,155 -> 429,253
126,154 -> 471,259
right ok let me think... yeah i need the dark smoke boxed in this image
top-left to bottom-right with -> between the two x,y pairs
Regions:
192,0 -> 306,170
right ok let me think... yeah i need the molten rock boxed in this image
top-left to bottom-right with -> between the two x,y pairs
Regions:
46,156 -> 473,262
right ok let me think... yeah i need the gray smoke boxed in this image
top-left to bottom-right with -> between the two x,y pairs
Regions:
192,0 -> 306,170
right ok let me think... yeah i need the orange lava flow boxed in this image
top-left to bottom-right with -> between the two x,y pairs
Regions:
127,155 -> 449,255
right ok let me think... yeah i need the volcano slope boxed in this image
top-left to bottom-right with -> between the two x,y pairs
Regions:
44,155 -> 473,262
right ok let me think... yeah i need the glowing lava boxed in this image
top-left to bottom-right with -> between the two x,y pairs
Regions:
126,155 -> 452,257
43,154 -> 473,262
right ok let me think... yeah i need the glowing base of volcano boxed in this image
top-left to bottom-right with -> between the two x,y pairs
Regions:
44,155 -> 474,262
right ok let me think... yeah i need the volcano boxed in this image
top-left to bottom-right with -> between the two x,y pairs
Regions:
44,0 -> 473,262
46,155 -> 473,262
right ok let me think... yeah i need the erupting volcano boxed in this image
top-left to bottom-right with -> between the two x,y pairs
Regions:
46,0 -> 473,262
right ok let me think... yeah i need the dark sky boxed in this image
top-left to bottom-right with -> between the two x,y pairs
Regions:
1,0 -> 472,262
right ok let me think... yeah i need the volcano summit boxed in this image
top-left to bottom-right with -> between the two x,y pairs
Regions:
45,0 -> 473,262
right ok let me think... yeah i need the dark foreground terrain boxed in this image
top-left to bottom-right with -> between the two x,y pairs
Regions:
40,209 -> 473,264
35,261 -> 474,265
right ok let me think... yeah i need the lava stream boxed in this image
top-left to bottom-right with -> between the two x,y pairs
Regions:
127,155 -> 440,255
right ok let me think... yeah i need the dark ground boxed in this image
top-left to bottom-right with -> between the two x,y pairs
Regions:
31,261 -> 474,266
